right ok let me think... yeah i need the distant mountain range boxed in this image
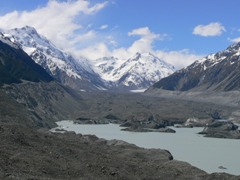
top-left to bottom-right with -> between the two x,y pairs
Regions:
94,52 -> 175,90
2,26 -> 175,91
3,26 -> 240,93
149,42 -> 240,92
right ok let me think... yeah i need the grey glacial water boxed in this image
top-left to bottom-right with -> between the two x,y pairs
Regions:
54,120 -> 240,175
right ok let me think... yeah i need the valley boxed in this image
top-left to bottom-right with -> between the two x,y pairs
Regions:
1,84 -> 240,179
1,25 -> 240,179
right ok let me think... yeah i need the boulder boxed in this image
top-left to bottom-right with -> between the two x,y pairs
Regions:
199,120 -> 240,139
121,126 -> 152,132
185,118 -> 213,127
157,128 -> 176,133
104,114 -> 121,120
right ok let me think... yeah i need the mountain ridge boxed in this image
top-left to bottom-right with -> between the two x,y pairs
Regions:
0,35 -> 84,127
3,26 -> 106,91
150,42 -> 240,92
93,52 -> 175,90
0,34 -> 53,85
3,26 -> 176,91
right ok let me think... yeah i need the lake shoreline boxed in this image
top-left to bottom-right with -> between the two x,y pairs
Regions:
52,120 -> 240,176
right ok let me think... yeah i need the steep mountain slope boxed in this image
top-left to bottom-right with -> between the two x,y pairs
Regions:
94,52 -> 175,90
94,56 -> 121,82
4,26 -> 105,91
0,32 -> 53,85
0,36 -> 84,127
150,42 -> 240,92
2,81 -> 84,127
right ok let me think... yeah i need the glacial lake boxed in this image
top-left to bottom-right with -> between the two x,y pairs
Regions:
53,120 -> 240,175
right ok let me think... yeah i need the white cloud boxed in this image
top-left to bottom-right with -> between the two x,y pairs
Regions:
127,27 -> 159,55
128,27 -> 158,37
99,24 -> 108,30
0,0 -> 108,49
77,27 -> 202,69
68,30 -> 97,47
0,2 -> 202,70
228,37 -> 240,43
77,27 -> 162,60
106,36 -> 118,47
126,27 -> 170,58
78,44 -> 202,70
156,50 -> 204,69
128,27 -> 168,41
110,25 -> 119,31
193,22 -> 226,37
74,43 -> 111,60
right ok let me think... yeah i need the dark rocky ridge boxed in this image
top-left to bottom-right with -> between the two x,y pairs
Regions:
0,40 -> 53,85
151,42 -> 240,92
0,38 -> 86,127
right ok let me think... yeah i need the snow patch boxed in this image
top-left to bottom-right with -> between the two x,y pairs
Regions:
22,46 -> 36,55
96,86 -> 108,91
130,89 -> 147,93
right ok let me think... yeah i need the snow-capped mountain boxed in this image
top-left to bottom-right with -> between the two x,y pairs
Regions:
93,52 -> 175,90
2,26 -> 176,91
94,56 -> 121,81
150,42 -> 240,92
0,32 -> 53,85
3,26 -> 105,91
0,31 -> 21,49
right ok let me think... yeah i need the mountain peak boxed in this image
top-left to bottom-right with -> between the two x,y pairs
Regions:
3,26 -> 176,91
133,52 -> 155,59
227,41 -> 240,52
133,52 -> 141,59
142,52 -> 155,57
19,26 -> 38,34
131,52 -> 160,64
4,26 -> 106,91
11,26 -> 44,42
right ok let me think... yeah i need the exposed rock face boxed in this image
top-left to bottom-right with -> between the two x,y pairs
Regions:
199,120 -> 240,139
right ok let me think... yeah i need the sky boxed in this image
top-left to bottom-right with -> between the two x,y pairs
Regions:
0,0 -> 239,69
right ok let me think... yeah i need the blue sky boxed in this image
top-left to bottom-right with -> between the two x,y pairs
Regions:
0,0 -> 239,69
